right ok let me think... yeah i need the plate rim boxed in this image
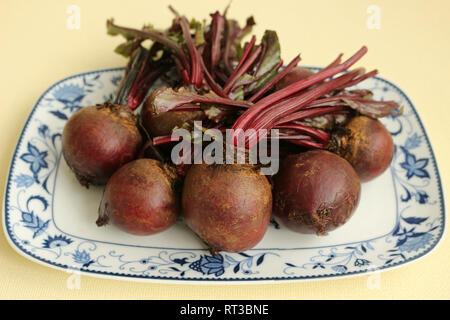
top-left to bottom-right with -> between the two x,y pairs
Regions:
2,67 -> 447,284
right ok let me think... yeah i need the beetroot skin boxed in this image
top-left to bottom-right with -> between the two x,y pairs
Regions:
329,115 -> 394,182
97,159 -> 179,235
182,164 -> 272,253
62,103 -> 142,187
273,150 -> 361,235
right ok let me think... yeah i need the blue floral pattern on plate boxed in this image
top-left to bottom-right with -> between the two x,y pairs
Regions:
2,67 -> 445,283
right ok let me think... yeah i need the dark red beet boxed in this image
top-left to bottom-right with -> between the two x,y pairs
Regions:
274,67 -> 315,90
329,115 -> 394,182
273,150 -> 361,235
62,103 -> 142,187
97,158 -> 179,235
182,164 -> 272,253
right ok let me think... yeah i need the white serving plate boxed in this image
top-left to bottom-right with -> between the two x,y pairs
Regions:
2,67 -> 445,283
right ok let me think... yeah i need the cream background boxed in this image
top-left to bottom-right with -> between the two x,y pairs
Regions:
1,0 -> 449,299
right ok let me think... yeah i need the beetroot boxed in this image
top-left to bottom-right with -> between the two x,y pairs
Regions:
61,42 -> 172,187
182,164 -> 272,253
97,158 -> 179,235
273,150 -> 361,235
329,115 -> 394,182
62,103 -> 142,187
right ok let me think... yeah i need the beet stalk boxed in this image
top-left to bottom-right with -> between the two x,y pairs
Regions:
231,46 -> 369,134
240,67 -> 369,148
273,66 -> 315,91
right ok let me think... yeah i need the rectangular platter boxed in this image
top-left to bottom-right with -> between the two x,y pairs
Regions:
2,67 -> 446,283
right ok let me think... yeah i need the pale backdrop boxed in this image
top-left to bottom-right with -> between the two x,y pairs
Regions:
1,0 -> 449,299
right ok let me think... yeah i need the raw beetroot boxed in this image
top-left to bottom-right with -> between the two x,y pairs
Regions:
97,158 -> 179,235
62,103 -> 142,187
61,45 -> 165,187
182,164 -> 272,253
329,115 -> 394,182
273,150 -> 361,235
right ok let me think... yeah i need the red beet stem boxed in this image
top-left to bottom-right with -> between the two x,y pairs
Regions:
222,29 -> 239,75
214,69 -> 228,84
253,69 -> 362,125
306,96 -> 350,107
168,6 -> 202,88
223,36 -> 258,93
137,140 -> 165,162
252,39 -> 268,76
270,133 -> 313,141
228,36 -> 256,77
248,55 -> 301,103
198,54 -> 228,98
243,68 -> 364,148
299,93 -> 399,118
210,11 -> 225,71
276,105 -> 348,124
287,139 -> 326,148
230,78 -> 260,93
133,44 -> 154,88
182,69 -> 190,84
153,135 -> 182,146
231,46 -> 368,132
173,57 -> 186,84
225,45 -> 262,95
170,104 -> 202,112
335,69 -> 378,90
178,16 -> 203,88
107,19 -> 190,74
128,64 -> 168,110
115,45 -> 169,110
222,17 -> 256,75
322,53 -> 343,71
252,69 -> 363,129
275,123 -> 329,143
276,59 -> 284,71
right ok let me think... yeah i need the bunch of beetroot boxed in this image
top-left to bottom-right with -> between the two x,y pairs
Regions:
61,6 -> 400,253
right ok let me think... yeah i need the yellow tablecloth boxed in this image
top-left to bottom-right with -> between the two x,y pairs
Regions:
1,0 -> 449,299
